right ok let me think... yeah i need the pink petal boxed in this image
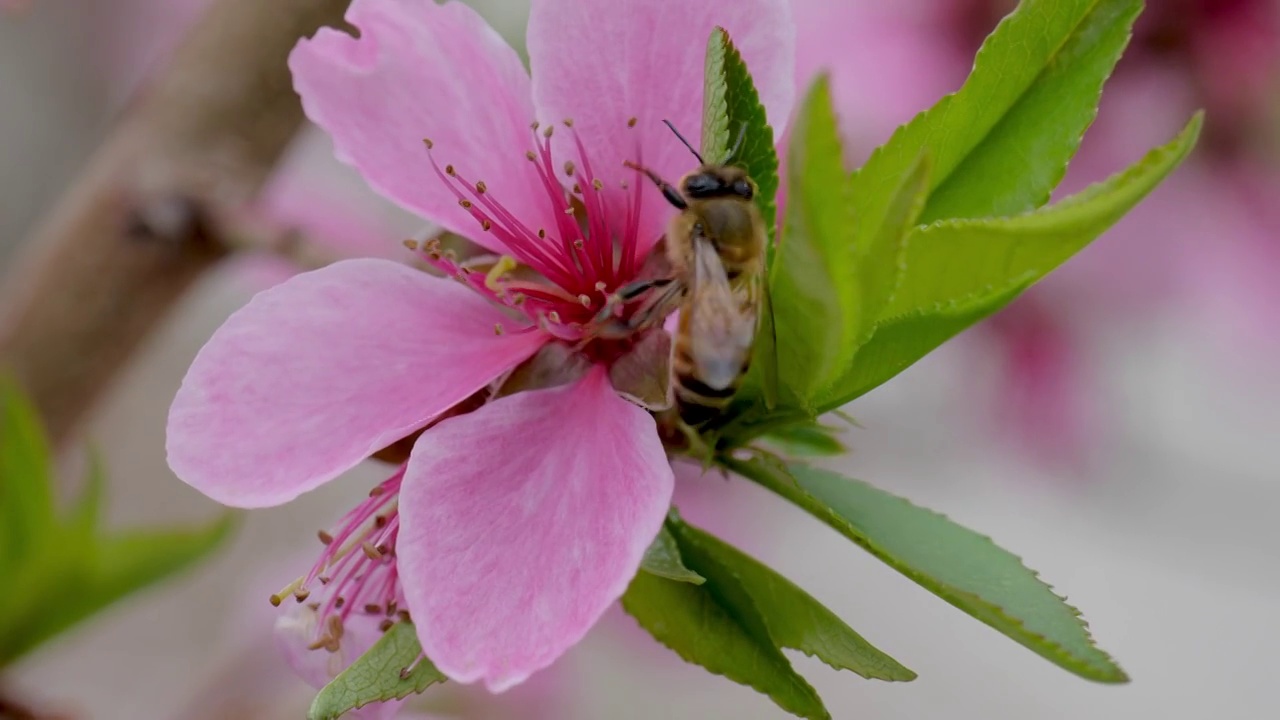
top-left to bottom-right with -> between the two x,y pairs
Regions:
167,259 -> 546,508
289,0 -> 556,250
398,368 -> 675,691
527,0 -> 796,251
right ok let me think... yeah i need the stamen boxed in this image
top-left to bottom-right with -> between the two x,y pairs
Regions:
484,255 -> 518,292
416,119 -> 662,347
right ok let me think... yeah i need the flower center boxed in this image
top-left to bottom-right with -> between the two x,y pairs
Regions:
414,118 -> 664,358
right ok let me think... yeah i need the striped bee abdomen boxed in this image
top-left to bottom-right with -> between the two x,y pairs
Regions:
672,302 -> 753,428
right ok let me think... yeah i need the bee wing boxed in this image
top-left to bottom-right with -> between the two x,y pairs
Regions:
689,236 -> 757,391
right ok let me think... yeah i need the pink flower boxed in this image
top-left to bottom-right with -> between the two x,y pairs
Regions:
167,0 -> 795,693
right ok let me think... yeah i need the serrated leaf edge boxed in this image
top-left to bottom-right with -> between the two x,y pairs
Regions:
621,575 -> 831,720
676,519 -> 917,683
726,457 -> 1129,683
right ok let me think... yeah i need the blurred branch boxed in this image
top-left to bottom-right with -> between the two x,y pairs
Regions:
0,0 -> 353,448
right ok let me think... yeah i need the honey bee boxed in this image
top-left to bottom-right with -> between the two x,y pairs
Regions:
620,121 -> 766,427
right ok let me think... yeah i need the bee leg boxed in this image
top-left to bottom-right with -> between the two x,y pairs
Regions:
624,161 -> 687,210
674,417 -> 716,467
623,279 -> 684,331
594,277 -> 677,325
592,278 -> 667,327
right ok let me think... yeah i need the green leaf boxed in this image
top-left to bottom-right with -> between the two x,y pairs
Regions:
726,457 -> 1129,683
87,515 -> 238,611
623,559 -> 830,720
754,279 -> 780,410
767,76 -> 853,404
69,447 -> 107,541
670,518 -> 916,683
816,280 -> 1033,412
761,421 -> 848,458
853,0 -> 1143,238
0,376 -> 55,568
641,525 -> 706,584
0,380 -> 236,666
0,514 -> 236,665
818,113 -> 1201,410
309,622 -> 447,720
853,153 -> 931,343
702,26 -> 780,246
887,113 -> 1202,319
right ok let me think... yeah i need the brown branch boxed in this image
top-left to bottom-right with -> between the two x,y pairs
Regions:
0,0 -> 353,447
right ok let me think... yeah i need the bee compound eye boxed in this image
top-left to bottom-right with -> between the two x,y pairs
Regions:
733,180 -> 753,199
685,174 -> 720,197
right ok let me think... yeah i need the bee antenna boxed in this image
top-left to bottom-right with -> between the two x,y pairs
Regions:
662,119 -> 705,165
723,122 -> 748,164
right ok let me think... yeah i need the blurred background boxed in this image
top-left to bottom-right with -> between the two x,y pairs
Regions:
1,0 -> 1277,718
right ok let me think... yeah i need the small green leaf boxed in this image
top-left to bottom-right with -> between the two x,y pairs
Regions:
853,0 -> 1144,238
641,525 -> 706,584
0,380 -> 235,666
0,514 -> 236,665
702,26 -> 780,245
854,153 -> 931,343
0,376 -> 55,568
761,421 -> 847,458
670,519 -> 916,682
623,561 -> 830,720
755,280 -> 780,410
768,76 -> 852,404
887,113 -> 1202,319
309,622 -> 447,720
726,457 -> 1129,683
816,281 -> 1033,412
818,113 -> 1200,410
88,514 -> 238,609
69,447 -> 107,541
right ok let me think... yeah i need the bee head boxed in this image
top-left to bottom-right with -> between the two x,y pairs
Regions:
682,166 -> 754,201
